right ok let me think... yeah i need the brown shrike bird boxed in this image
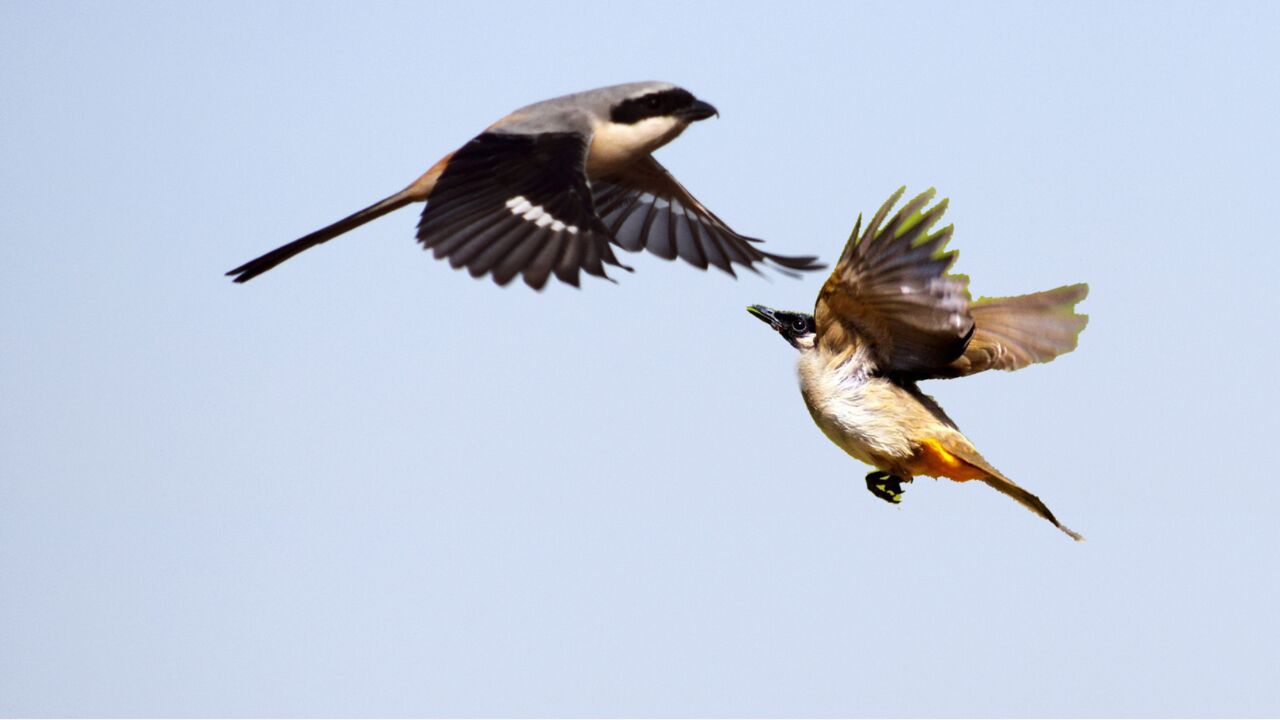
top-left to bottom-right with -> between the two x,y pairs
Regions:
227,81 -> 823,289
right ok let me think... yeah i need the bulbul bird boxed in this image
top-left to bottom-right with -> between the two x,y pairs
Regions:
227,81 -> 823,289
747,187 -> 1088,540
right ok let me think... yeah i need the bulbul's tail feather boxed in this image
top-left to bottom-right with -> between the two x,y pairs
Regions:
226,190 -> 416,283
939,434 -> 1084,541
951,283 -> 1089,375
979,470 -> 1084,542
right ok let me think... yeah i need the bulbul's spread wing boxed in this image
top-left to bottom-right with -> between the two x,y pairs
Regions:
949,284 -> 1090,376
815,187 -> 1090,380
592,156 -> 824,276
417,131 -> 630,289
814,187 -> 973,378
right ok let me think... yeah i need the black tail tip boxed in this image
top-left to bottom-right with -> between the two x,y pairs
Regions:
225,263 -> 266,283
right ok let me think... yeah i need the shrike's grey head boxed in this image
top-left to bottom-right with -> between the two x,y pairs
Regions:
514,82 -> 717,126
604,83 -> 718,124
747,305 -> 816,350
557,82 -> 719,169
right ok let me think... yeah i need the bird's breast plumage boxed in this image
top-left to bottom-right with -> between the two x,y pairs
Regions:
586,116 -> 685,176
796,348 -> 921,468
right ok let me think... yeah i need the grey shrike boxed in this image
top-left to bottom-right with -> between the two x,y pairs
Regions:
227,81 -> 823,289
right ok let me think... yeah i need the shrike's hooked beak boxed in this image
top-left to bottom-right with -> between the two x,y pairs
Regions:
747,304 -> 782,332
680,99 -> 719,122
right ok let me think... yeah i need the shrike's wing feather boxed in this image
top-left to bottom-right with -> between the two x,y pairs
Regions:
417,131 -> 629,289
814,187 -> 974,377
592,156 -> 824,277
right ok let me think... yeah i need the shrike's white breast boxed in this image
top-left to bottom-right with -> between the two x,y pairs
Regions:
587,116 -> 684,175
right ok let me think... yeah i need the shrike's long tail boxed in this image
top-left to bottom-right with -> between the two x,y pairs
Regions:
226,190 -> 415,283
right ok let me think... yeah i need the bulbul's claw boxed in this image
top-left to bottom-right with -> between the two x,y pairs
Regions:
866,471 -> 908,504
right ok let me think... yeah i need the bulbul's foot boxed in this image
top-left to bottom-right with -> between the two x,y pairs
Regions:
866,471 -> 909,504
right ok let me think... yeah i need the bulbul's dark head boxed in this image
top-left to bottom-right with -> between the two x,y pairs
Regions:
747,305 -> 816,350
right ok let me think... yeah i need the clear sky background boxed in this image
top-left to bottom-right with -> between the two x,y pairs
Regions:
3,1 -> 1278,716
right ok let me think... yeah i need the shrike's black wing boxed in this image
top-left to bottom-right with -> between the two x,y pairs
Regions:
592,156 -> 823,277
417,131 -> 630,290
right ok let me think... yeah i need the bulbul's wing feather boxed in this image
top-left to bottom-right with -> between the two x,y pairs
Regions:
948,284 -> 1090,376
814,187 -> 973,377
417,131 -> 630,290
591,156 -> 824,276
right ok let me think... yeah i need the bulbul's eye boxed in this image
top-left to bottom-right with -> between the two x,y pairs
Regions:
646,96 -> 661,108
792,318 -> 806,332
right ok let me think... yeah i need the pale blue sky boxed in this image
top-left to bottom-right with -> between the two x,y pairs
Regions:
2,1 -> 1278,716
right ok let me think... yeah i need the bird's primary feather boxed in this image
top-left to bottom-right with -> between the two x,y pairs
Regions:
814,187 -> 973,378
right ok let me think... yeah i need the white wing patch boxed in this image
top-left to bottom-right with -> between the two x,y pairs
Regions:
505,195 -> 578,234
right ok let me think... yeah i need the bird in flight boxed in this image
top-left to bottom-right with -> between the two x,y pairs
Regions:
747,187 -> 1088,540
227,81 -> 823,289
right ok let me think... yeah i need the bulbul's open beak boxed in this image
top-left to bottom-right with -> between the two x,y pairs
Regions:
681,99 -> 719,122
747,304 -> 782,331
